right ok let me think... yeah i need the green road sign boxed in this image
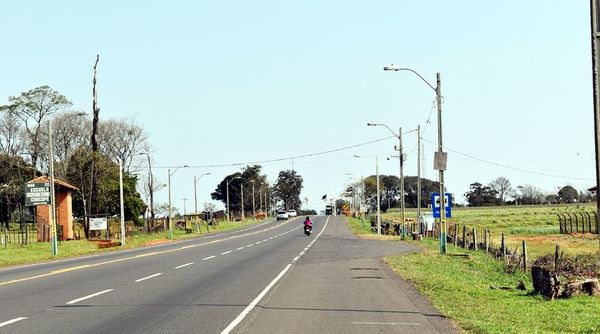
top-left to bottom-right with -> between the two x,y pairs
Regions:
25,182 -> 51,206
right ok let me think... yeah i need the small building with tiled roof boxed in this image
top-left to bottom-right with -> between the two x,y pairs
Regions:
28,176 -> 78,241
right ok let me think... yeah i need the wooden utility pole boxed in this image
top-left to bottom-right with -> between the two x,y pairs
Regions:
590,0 -> 600,251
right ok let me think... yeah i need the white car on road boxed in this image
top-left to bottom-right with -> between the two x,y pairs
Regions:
287,209 -> 297,217
276,210 -> 289,220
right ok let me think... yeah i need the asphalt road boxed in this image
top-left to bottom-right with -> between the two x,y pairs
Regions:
0,216 -> 456,333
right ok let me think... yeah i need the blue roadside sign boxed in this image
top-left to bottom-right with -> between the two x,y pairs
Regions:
431,192 -> 452,218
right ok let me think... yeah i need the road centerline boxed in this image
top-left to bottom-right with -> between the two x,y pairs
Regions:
202,255 -> 216,260
221,251 -> 232,255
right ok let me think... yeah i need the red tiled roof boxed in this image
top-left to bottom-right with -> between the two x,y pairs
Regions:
28,176 -> 79,191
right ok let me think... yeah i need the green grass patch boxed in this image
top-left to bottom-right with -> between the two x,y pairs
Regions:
509,226 -> 560,235
0,218 -> 268,267
347,216 -> 372,235
385,240 -> 600,334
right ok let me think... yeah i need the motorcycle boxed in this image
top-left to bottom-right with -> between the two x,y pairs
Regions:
304,225 -> 312,236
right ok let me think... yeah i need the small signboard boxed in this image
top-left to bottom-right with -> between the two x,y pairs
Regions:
431,192 -> 452,218
89,217 -> 108,231
25,182 -> 51,206
359,204 -> 368,213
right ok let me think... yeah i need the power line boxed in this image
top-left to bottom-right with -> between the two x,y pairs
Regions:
420,138 -> 594,181
155,135 -> 396,169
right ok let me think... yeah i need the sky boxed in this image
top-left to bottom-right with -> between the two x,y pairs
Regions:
0,1 -> 595,212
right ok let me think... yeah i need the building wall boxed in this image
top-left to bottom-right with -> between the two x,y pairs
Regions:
36,190 -> 74,241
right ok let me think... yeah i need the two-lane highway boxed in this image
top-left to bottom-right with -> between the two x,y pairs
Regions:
0,216 -> 328,333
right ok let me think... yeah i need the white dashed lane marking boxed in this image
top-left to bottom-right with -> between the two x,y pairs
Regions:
175,262 -> 194,269
0,317 -> 28,328
66,289 -> 114,305
135,273 -> 162,282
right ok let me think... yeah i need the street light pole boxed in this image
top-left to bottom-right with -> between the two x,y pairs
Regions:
167,165 -> 189,239
226,179 -> 231,221
194,173 -> 211,214
251,181 -> 256,220
241,183 -> 245,220
590,0 -> 600,251
139,152 -> 154,232
376,156 -> 381,235
48,121 -> 57,256
383,65 -> 447,253
436,72 -> 447,253
367,123 -> 405,235
417,125 -> 422,221
117,158 -> 125,246
168,168 -> 172,239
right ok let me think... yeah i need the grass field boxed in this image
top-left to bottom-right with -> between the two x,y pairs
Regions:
347,204 -> 600,333
382,204 -> 600,259
384,239 -> 600,334
0,218 -> 268,267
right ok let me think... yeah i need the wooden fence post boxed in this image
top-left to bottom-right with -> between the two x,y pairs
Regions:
554,244 -> 560,273
453,224 -> 458,246
522,240 -> 527,273
501,233 -> 506,259
484,229 -> 489,253
462,225 -> 467,248
472,228 -> 477,251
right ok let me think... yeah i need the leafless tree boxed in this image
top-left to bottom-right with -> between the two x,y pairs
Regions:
489,176 -> 513,204
98,118 -> 148,172
0,111 -> 24,156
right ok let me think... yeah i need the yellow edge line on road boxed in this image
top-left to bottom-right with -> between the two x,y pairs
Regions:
0,218 -> 298,286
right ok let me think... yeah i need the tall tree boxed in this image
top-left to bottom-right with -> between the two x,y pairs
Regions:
402,176 -> 440,208
90,55 -> 100,223
465,182 -> 500,206
273,170 -> 303,210
518,184 -> 544,205
558,185 -> 578,203
0,111 -> 24,156
489,176 -> 513,205
0,154 -> 35,228
0,85 -> 72,170
211,172 -> 243,213
98,118 -> 148,172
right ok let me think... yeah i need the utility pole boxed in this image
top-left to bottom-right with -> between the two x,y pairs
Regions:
251,181 -> 256,220
417,125 -> 422,221
398,126 -> 405,237
436,72 -> 447,253
226,180 -> 230,221
194,176 -> 197,214
241,184 -> 245,220
376,156 -> 381,235
182,197 -> 188,216
118,158 -> 125,246
590,0 -> 600,251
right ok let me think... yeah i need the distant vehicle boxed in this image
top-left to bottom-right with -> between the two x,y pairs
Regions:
276,210 -> 289,220
287,209 -> 297,217
325,205 -> 333,215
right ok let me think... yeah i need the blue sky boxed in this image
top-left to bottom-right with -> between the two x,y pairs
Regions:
0,1 -> 594,211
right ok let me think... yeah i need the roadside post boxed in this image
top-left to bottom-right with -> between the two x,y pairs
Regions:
431,192 -> 452,252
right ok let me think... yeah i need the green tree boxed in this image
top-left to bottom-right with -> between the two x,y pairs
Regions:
211,172 -> 243,213
558,185 -> 578,203
273,170 -> 303,210
465,182 -> 500,206
0,86 -> 72,170
0,154 -> 37,228
66,147 -> 145,237
403,176 -> 441,208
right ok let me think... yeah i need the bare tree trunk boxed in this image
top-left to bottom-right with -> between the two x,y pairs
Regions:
88,55 -> 100,239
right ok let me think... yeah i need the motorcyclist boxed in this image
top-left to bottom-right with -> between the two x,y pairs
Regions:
303,216 -> 313,230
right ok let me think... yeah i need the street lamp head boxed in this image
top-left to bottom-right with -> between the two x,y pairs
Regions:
383,64 -> 401,71
367,122 -> 376,126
